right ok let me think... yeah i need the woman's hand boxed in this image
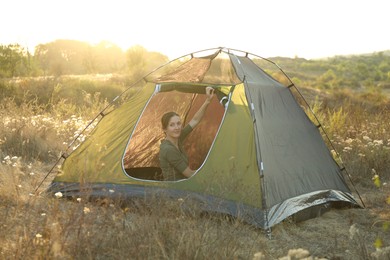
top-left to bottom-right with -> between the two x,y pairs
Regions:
205,86 -> 214,102
188,86 -> 215,128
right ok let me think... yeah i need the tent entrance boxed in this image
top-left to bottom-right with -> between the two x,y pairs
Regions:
123,87 -> 227,181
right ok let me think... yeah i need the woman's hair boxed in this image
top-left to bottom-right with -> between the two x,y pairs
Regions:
161,112 -> 180,129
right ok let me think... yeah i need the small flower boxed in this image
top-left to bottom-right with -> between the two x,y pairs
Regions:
343,147 -> 352,152
29,172 -> 35,176
109,189 -> 115,193
372,174 -> 381,188
77,198 -> 82,202
83,207 -> 91,214
253,252 -> 265,260
36,233 -> 42,238
374,238 -> 383,249
54,192 -> 63,198
344,138 -> 353,144
363,136 -> 372,142
349,224 -> 359,240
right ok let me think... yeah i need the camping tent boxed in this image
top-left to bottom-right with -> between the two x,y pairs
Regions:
47,47 -> 361,229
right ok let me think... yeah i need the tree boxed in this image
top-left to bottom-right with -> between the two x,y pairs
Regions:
34,40 -> 91,76
0,44 -> 28,77
91,41 -> 126,73
126,45 -> 168,80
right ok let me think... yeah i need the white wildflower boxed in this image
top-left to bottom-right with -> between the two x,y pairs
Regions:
29,172 -> 35,176
4,155 -> 10,160
253,251 -> 265,260
349,224 -> 359,240
54,192 -> 63,198
76,198 -> 82,202
363,136 -> 372,142
109,189 -> 115,193
11,156 -> 18,161
343,147 -> 352,152
286,248 -> 310,259
35,233 -> 43,238
83,207 -> 91,214
345,138 -> 353,144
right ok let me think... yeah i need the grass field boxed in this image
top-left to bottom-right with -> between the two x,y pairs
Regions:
0,77 -> 389,259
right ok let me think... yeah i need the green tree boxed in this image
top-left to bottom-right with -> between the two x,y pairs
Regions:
126,45 -> 168,80
34,40 -> 91,76
93,41 -> 125,73
0,44 -> 30,77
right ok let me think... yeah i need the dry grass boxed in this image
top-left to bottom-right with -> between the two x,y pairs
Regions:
1,86 -> 390,259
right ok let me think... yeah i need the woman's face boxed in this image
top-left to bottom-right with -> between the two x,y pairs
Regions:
165,115 -> 182,139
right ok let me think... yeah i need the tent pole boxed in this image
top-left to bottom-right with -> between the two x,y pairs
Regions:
236,59 -> 272,235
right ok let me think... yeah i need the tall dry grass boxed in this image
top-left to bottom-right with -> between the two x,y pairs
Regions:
1,82 -> 390,259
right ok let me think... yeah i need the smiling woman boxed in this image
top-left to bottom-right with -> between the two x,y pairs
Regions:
123,86 -> 225,181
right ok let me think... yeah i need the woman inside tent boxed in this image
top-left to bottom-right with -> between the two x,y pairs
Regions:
159,87 -> 214,181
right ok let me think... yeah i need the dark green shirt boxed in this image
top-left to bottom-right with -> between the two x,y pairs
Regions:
159,125 -> 193,181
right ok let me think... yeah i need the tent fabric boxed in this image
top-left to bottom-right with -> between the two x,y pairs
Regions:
230,55 -> 352,207
48,48 -> 360,229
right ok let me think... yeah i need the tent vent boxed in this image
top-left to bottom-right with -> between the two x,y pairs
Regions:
316,124 -> 322,128
287,84 -> 294,88
100,111 -> 106,117
340,167 -> 346,171
61,153 -> 69,159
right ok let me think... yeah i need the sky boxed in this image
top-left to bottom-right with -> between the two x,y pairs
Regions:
1,0 -> 389,60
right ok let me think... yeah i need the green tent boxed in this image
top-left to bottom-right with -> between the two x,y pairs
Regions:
48,47 -> 361,229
